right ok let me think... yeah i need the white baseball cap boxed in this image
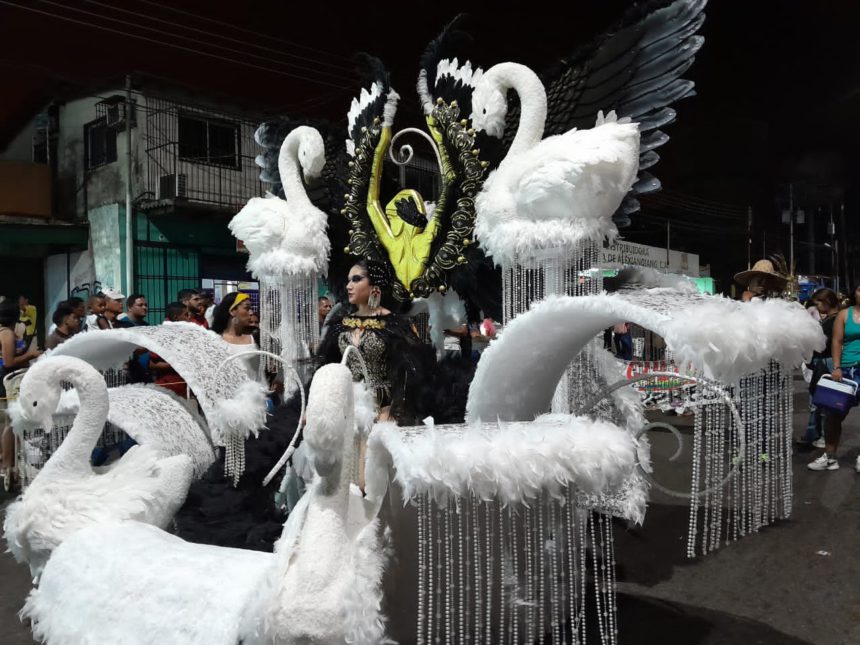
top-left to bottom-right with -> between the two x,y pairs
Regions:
102,288 -> 125,300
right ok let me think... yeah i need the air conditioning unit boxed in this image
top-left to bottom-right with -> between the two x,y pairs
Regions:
158,173 -> 187,199
105,103 -> 125,128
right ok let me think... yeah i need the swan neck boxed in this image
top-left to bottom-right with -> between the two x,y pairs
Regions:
278,132 -> 313,209
318,420 -> 356,502
494,63 -> 547,156
43,363 -> 109,474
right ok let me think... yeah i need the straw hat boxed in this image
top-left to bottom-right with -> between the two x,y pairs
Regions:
734,259 -> 788,288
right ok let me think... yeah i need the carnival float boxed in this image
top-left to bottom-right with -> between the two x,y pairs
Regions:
4,1 -> 824,643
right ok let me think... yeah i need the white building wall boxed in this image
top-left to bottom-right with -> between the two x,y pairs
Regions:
88,203 -> 123,291
43,250 -> 96,336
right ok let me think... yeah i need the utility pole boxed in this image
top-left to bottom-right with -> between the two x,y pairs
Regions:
789,183 -> 795,277
808,207 -> 816,276
828,205 -> 838,293
666,219 -> 671,271
125,74 -> 134,297
839,200 -> 849,293
747,206 -> 752,269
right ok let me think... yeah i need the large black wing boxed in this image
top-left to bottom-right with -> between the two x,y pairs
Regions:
502,0 -> 707,225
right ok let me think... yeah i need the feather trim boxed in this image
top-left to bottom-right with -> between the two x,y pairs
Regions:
210,380 -> 268,443
366,415 -> 643,521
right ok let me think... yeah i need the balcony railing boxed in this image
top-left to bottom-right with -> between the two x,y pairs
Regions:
140,98 -> 264,213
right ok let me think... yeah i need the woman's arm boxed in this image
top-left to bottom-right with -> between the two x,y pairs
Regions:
831,309 -> 847,380
96,316 -> 110,330
1,328 -> 40,369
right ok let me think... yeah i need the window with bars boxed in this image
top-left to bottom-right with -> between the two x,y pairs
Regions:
178,114 -> 240,169
84,117 -> 117,170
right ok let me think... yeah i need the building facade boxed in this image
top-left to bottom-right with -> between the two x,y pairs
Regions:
0,85 -> 266,332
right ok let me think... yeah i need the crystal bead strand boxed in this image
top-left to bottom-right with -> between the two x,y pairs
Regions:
564,491 -> 577,645
753,371 -> 764,532
523,505 -> 535,642
701,402 -> 712,555
472,497 -> 483,644
538,495 -> 546,641
714,400 -> 724,550
765,366 -> 773,526
418,494 -> 427,645
708,401 -> 718,554
601,517 -> 614,645
498,502 -> 505,644
728,390 -> 739,544
783,367 -> 793,518
549,501 -> 561,645
687,402 -> 703,557
484,501 -> 493,645
588,513 -> 608,644
577,508 -> 589,645
763,365 -> 772,526
510,507 -> 519,644
606,516 -> 618,644
445,509 -> 453,645
464,497 -> 472,643
457,499 -> 465,645
432,507 -> 441,644
714,401 -> 726,550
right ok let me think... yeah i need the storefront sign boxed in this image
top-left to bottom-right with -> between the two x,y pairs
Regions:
601,240 -> 699,276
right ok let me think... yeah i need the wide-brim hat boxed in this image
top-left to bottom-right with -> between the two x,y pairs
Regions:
734,259 -> 788,287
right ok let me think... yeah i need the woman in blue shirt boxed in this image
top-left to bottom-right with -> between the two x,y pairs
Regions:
809,285 -> 860,472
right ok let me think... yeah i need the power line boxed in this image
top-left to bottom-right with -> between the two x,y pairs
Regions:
0,1 -> 353,91
34,0 -> 356,85
644,193 -> 747,220
77,0 -> 357,81
133,0 -> 356,66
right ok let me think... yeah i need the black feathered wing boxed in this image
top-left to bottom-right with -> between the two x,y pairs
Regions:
500,0 -> 707,225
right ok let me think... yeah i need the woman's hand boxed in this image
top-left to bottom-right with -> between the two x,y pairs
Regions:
25,347 -> 42,360
832,367 -> 843,382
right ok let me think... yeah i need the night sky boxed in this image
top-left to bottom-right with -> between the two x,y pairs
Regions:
2,0 -> 859,291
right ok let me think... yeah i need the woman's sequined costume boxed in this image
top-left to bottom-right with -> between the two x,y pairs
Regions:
319,312 -> 432,422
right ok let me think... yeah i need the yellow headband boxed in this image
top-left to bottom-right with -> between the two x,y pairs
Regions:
229,292 -> 249,311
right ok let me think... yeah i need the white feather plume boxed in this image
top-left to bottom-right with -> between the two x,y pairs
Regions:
476,121 -> 640,265
367,415 -> 643,521
209,380 -> 268,443
230,126 -> 329,279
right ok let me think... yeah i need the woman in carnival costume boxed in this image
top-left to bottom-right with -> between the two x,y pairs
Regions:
318,259 -> 432,425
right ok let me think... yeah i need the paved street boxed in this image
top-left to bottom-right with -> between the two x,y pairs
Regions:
1,378 -> 858,644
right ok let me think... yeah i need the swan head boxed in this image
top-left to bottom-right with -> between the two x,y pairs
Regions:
304,363 -> 354,478
470,76 -> 508,138
16,361 -> 63,431
294,126 -> 326,181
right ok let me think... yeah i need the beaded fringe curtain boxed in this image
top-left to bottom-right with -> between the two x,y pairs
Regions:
415,494 -> 618,645
682,360 -> 792,558
501,242 -> 603,415
259,274 -> 319,379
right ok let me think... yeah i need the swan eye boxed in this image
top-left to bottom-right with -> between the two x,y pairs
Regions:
32,401 -> 38,407
482,108 -> 487,115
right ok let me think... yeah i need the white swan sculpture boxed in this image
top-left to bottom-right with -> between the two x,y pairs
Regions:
22,362 -> 386,645
229,125 -> 330,279
4,356 -> 194,579
471,62 -> 640,264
